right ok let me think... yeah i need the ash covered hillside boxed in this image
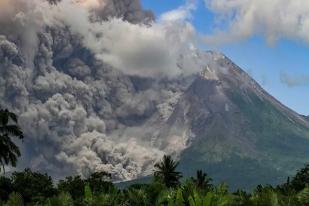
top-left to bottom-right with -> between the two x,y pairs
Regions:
1,0 -> 309,189
303,115 -> 309,121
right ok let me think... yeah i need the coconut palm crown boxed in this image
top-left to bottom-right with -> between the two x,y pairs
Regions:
154,155 -> 182,188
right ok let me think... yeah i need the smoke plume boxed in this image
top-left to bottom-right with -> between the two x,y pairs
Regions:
0,0 -> 203,180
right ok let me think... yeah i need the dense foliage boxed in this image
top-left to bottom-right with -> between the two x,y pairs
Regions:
0,162 -> 309,206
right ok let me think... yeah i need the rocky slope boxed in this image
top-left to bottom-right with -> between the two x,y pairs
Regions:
173,52 -> 309,189
302,115 -> 309,121
119,52 -> 309,190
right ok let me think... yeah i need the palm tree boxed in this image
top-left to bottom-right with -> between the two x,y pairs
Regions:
192,170 -> 213,190
0,109 -> 23,172
154,155 -> 182,188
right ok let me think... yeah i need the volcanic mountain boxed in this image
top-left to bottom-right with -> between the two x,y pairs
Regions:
1,0 -> 309,191
171,52 -> 309,189
116,51 -> 309,190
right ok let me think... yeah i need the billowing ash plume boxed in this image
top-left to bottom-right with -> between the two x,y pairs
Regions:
93,0 -> 154,23
0,0 -> 205,180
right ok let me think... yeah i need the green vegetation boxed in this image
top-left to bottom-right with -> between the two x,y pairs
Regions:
154,155 -> 182,188
0,161 -> 309,205
178,90 -> 309,190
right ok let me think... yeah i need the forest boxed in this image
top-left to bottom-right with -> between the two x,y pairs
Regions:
1,109 -> 309,206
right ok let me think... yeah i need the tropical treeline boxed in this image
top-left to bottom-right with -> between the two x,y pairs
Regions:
1,110 -> 309,206
0,159 -> 309,206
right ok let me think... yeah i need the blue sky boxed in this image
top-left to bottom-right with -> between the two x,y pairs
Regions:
142,0 -> 309,115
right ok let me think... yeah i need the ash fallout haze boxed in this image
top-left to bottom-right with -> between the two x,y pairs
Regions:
0,0 -> 309,190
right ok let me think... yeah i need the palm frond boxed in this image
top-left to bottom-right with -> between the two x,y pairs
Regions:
0,125 -> 23,138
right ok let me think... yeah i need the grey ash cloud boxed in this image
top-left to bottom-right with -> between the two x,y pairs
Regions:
94,0 -> 154,23
0,0 -> 202,180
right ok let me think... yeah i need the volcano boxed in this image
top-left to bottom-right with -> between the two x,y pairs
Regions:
169,52 -> 309,189
1,0 -> 309,191
117,51 -> 309,190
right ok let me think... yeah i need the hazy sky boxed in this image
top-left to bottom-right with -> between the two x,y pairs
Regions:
142,0 -> 309,115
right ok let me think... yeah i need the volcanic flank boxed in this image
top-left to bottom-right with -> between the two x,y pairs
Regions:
1,0 -> 309,190
175,52 -> 309,189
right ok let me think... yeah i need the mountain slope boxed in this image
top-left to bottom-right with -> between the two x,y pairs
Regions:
163,52 -> 309,190
302,115 -> 309,121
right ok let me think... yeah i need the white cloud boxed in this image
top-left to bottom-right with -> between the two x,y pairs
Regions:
76,0 -> 104,9
160,0 -> 197,22
280,72 -> 309,87
204,0 -> 309,45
